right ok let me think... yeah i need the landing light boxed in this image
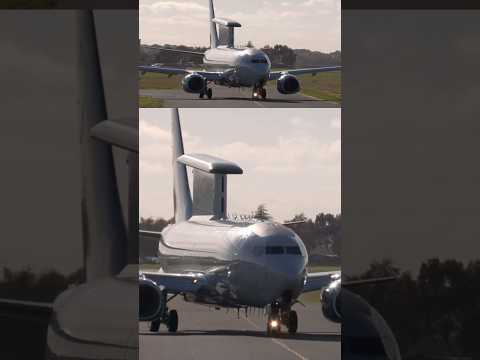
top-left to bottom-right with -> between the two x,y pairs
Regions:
270,320 -> 279,328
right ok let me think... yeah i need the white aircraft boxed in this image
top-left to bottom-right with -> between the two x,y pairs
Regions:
138,0 -> 341,100
139,109 -> 339,335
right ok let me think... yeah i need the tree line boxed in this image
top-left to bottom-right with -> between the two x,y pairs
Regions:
352,258 -> 480,359
140,204 -> 341,262
140,44 -> 341,68
0,267 -> 84,302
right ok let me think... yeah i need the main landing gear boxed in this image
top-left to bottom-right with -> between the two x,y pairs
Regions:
199,87 -> 213,99
266,301 -> 298,336
252,87 -> 267,100
149,296 -> 179,333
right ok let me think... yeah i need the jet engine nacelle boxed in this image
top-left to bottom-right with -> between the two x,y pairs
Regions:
277,74 -> 300,94
139,275 -> 166,321
321,278 -> 341,323
182,73 -> 206,93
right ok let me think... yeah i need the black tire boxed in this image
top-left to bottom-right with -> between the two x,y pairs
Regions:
167,310 -> 178,333
207,88 -> 213,99
261,88 -> 267,100
150,318 -> 161,332
287,310 -> 298,334
199,92 -> 204,99
267,315 -> 280,336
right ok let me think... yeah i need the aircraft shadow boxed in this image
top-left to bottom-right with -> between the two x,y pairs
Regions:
139,329 -> 340,342
187,97 -> 320,104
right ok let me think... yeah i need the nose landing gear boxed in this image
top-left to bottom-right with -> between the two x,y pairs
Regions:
266,301 -> 298,336
252,86 -> 267,100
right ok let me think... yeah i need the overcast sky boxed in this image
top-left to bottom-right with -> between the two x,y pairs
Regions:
140,108 -> 341,223
140,0 -> 341,52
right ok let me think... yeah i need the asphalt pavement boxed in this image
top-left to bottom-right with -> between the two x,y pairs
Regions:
139,297 -> 341,360
140,87 -> 339,108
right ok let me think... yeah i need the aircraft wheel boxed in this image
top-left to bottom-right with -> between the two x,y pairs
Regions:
261,88 -> 267,100
287,310 -> 298,334
207,88 -> 213,99
150,318 -> 161,332
266,315 -> 280,336
167,310 -> 178,333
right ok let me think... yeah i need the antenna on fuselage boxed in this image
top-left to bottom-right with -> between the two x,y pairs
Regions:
171,109 -> 193,223
177,153 -> 242,220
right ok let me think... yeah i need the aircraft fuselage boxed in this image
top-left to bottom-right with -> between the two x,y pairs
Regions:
158,216 -> 307,308
203,46 -> 271,88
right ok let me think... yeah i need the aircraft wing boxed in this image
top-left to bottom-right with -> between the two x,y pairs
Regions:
269,66 -> 342,81
0,298 -> 53,321
143,46 -> 205,56
140,271 -> 207,295
302,271 -> 340,293
138,65 -> 190,76
138,65 -> 224,81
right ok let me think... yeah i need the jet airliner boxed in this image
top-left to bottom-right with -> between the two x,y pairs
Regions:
138,0 -> 341,100
139,109 -> 342,335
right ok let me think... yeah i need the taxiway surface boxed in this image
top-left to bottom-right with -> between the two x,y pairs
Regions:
139,297 -> 340,360
140,87 -> 339,108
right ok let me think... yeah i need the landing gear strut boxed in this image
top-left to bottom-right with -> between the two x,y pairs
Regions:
266,301 -> 297,336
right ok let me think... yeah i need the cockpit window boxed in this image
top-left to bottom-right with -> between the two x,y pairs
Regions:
266,246 -> 284,254
252,58 -> 267,64
252,245 -> 302,256
286,246 -> 301,255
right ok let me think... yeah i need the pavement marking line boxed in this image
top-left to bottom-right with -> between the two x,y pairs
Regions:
243,317 -> 310,360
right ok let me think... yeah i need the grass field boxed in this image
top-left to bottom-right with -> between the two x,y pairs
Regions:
139,95 -> 164,108
138,70 -> 341,103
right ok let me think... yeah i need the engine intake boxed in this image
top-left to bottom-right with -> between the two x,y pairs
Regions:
277,74 -> 300,94
321,278 -> 341,323
182,73 -> 206,93
139,276 -> 166,321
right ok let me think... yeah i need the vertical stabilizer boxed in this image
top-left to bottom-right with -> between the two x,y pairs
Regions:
171,109 -> 192,222
209,0 -> 219,48
78,11 -> 128,281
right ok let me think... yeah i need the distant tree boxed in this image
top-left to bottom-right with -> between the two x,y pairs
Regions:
288,213 -> 308,222
262,44 -> 296,66
139,217 -> 173,232
253,204 -> 272,221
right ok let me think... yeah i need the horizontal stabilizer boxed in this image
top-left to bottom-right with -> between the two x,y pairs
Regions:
178,153 -> 243,174
213,17 -> 241,27
90,120 -> 138,153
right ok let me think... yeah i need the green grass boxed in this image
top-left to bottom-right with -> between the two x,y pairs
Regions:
140,263 -> 162,272
139,96 -> 164,108
139,72 -> 183,90
139,70 -> 341,103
